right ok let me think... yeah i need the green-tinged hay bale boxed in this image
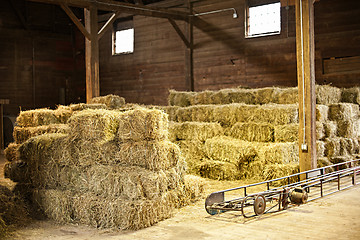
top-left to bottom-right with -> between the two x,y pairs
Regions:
68,109 -> 120,142
13,124 -> 69,144
323,121 -> 337,138
261,163 -> 299,184
228,122 -> 274,142
248,104 -> 299,125
4,143 -> 19,162
253,87 -> 279,104
190,90 -> 216,105
328,103 -> 360,122
196,159 -> 240,180
316,105 -> 329,122
213,104 -> 254,127
276,87 -> 298,104
324,138 -> 341,158
341,87 -> 360,104
69,103 -> 107,111
204,136 -> 258,164
89,94 -> 126,109
257,142 -> 299,164
317,141 -> 326,158
175,140 -> 205,175
316,85 -> 342,104
0,185 -> 28,226
117,108 -> 168,141
16,109 -> 60,127
337,120 -> 360,138
32,189 -> 74,224
316,122 -> 325,140
169,122 -> 224,142
54,105 -> 73,123
168,90 -> 195,107
115,140 -> 181,171
4,161 -> 30,183
274,123 -> 298,142
339,138 -> 356,156
160,106 -> 179,121
220,88 -> 255,104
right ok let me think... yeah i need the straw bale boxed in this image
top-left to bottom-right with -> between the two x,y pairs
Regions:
212,104 -> 254,127
0,185 -> 28,227
169,122 -> 224,142
160,106 -> 179,121
16,109 -> 60,127
4,161 -> 30,183
341,87 -> 360,104
253,87 -> 280,104
204,136 -> 258,164
175,140 -> 205,175
220,88 -> 255,104
69,103 -> 107,111
0,217 -> 6,238
316,122 -> 325,140
181,175 -> 205,203
276,87 -> 298,104
317,157 -> 332,168
329,156 -> 349,166
168,90 -> 194,107
257,142 -> 299,164
13,124 -> 69,144
190,90 -> 217,105
339,138 -> 356,156
114,140 -> 181,171
324,138 -> 341,157
317,141 -> 325,158
54,105 -> 73,123
196,159 -> 240,180
261,163 -> 299,182
316,85 -> 342,104
328,103 -> 359,122
274,123 -> 298,142
323,121 -> 337,138
4,143 -> 19,162
228,122 -> 274,142
337,120 -> 360,138
248,104 -> 299,125
117,108 -> 168,141
316,105 -> 329,122
89,94 -> 126,109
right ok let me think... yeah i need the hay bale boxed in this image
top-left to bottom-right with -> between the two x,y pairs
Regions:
317,141 -> 326,158
89,94 -> 126,109
181,175 -> 205,203
257,142 -> 299,164
328,103 -> 359,122
204,136 -> 258,164
276,87 -> 298,104
160,106 -> 179,121
13,124 -> 69,144
317,157 -> 332,168
169,122 -> 224,142
316,85 -> 342,104
323,121 -> 337,138
341,87 -> 360,104
69,103 -> 107,111
54,105 -> 73,123
117,108 -> 169,141
220,88 -> 255,104
316,121 -> 325,140
168,90 -> 194,107
196,159 -> 240,180
329,156 -> 349,166
4,161 -> 30,183
339,138 -> 356,156
337,120 -> 360,138
4,143 -> 19,162
16,109 -> 60,127
324,138 -> 341,157
228,122 -> 274,142
248,104 -> 299,125
261,163 -> 299,182
274,123 -> 298,142
253,87 -> 280,104
316,105 -> 329,122
175,140 -> 205,175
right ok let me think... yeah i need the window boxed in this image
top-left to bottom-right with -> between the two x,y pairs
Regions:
246,1 -> 281,38
113,18 -> 134,55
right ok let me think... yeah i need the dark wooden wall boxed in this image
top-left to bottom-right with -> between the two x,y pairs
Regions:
99,0 -> 360,106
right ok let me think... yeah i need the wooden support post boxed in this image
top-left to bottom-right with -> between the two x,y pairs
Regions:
185,1 -> 194,91
85,6 -> 100,103
296,0 -> 317,174
0,99 -> 10,150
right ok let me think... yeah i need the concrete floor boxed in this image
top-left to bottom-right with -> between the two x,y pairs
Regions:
1,153 -> 360,240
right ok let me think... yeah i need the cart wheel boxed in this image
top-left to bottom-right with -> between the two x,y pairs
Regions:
253,195 -> 266,216
241,195 -> 252,218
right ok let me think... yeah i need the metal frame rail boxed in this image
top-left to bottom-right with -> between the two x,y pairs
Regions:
205,159 -> 360,218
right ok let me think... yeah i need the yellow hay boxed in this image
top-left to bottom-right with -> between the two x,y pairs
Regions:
54,105 -> 73,123
261,163 -> 299,182
328,103 -> 359,122
169,122 -> 224,142
175,140 -> 205,175
341,87 -> 360,104
276,87 -> 298,104
274,123 -> 298,142
324,138 -> 341,158
196,159 -> 240,180
317,141 -> 326,158
228,122 -> 274,142
69,103 -> 107,111
16,109 -> 60,127
4,143 -> 19,162
168,90 -> 194,107
316,85 -> 342,104
257,142 -> 299,164
160,106 -> 179,122
316,105 -> 329,122
89,94 -> 126,109
248,104 -> 299,125
13,124 -> 69,144
323,121 -> 337,138
337,120 -> 360,138
316,121 -> 325,140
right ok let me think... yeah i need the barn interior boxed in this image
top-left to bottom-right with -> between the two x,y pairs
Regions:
0,0 -> 360,239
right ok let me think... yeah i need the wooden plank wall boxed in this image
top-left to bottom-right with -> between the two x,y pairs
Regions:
99,0 -> 360,106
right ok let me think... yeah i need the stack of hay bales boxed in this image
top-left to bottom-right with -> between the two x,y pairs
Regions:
166,85 -> 360,181
4,95 -> 204,230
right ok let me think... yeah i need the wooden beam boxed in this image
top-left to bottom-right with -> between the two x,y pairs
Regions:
9,0 -> 29,30
296,0 -> 317,174
185,0 -> 194,91
168,18 -> 190,49
0,100 -> 9,150
85,6 -> 100,103
98,11 -> 121,40
61,4 -> 91,40
26,0 -> 189,21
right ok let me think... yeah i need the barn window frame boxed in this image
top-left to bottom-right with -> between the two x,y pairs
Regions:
112,17 -> 134,55
245,0 -> 281,38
